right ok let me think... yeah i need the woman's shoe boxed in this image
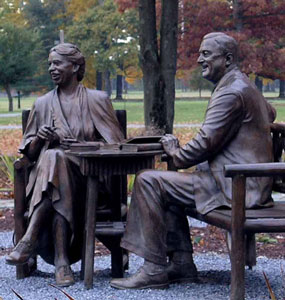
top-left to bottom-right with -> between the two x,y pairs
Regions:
5,240 -> 35,266
55,265 -> 75,287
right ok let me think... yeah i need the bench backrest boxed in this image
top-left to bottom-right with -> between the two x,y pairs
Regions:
21,109 -> 127,138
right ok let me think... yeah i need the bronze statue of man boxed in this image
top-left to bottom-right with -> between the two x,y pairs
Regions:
110,32 -> 276,290
6,43 -> 124,286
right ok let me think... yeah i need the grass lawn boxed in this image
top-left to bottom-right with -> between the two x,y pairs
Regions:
0,93 -> 285,125
113,89 -> 282,100
0,97 -> 35,114
269,101 -> 285,122
0,100 -> 209,125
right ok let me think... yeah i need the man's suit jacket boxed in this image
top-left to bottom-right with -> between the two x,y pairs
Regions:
172,67 -> 275,214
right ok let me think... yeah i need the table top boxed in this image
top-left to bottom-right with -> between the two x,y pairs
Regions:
66,149 -> 164,158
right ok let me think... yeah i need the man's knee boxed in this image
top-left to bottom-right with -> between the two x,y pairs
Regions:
135,170 -> 162,187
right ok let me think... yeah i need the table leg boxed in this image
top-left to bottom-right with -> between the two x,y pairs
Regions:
84,175 -> 98,289
111,175 -> 122,221
110,175 -> 124,277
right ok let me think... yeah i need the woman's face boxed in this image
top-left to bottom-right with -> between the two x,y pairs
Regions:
48,51 -> 77,87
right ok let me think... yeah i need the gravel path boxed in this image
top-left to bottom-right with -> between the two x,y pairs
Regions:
0,114 -> 21,118
0,232 -> 284,300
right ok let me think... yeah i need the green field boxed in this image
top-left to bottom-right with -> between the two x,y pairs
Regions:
113,89 -> 282,100
0,93 -> 284,125
113,101 -> 208,124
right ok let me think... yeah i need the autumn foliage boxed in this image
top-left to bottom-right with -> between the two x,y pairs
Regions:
117,0 -> 285,80
180,0 -> 285,80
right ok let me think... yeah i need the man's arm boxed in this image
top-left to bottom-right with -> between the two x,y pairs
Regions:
167,92 -> 244,169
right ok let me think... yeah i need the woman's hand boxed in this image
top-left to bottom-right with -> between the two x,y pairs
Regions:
160,134 -> 180,157
37,125 -> 59,142
26,125 -> 59,161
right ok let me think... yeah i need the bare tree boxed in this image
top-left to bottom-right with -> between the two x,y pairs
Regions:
138,0 -> 178,134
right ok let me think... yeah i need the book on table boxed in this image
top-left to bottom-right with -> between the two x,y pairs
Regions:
68,136 -> 163,152
120,136 -> 163,152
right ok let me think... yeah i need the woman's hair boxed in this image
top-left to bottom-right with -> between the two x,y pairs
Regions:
50,43 -> 85,81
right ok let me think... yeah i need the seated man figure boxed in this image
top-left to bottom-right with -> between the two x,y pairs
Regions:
110,32 -> 276,289
6,43 -> 124,286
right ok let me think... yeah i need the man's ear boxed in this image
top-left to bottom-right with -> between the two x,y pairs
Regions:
225,53 -> 233,67
73,64 -> 80,73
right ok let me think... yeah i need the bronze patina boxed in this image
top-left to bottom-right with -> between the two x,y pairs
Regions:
6,43 -> 124,287
110,32 -> 276,290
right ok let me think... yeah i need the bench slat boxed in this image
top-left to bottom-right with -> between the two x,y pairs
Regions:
186,201 -> 285,233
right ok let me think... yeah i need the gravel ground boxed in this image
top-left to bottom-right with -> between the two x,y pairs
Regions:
0,232 -> 284,300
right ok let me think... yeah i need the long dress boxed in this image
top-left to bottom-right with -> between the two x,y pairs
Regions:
19,84 -> 124,265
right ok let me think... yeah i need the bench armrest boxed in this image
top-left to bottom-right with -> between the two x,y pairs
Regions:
271,122 -> 285,134
14,156 -> 33,243
224,162 -> 285,178
14,156 -> 32,170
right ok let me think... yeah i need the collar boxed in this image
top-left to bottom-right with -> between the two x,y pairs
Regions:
212,66 -> 240,94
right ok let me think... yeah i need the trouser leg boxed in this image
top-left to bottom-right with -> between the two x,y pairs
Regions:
121,170 -> 195,265
166,205 -> 193,255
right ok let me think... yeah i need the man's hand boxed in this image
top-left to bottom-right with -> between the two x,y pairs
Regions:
160,134 -> 180,157
37,125 -> 59,143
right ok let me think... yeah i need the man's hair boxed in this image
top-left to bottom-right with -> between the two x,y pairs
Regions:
50,43 -> 85,81
203,32 -> 238,62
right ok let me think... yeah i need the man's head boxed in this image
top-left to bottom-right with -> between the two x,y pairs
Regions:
197,32 -> 238,84
48,43 -> 85,86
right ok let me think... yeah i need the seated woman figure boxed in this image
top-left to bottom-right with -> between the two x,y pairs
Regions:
6,43 -> 124,286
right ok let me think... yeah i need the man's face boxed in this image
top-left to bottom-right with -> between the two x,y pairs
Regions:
197,38 -> 227,84
48,51 -> 76,86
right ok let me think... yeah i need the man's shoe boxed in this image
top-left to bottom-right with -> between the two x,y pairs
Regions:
110,266 -> 169,290
55,265 -> 75,287
167,261 -> 198,284
6,240 -> 35,266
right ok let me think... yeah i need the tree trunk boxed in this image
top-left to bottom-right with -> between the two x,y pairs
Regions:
124,78 -> 128,94
264,84 -> 270,92
159,0 -> 178,133
138,0 -> 160,133
116,74 -> 123,100
279,80 -> 285,98
255,76 -> 263,93
104,71 -> 112,97
138,0 -> 178,134
17,91 -> 21,109
96,71 -> 102,90
4,84 -> 13,112
233,0 -> 243,31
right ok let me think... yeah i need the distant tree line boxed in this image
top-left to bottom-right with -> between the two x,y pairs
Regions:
118,0 -> 285,132
0,0 -> 284,136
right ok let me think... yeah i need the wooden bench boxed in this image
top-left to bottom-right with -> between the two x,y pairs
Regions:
179,122 -> 285,300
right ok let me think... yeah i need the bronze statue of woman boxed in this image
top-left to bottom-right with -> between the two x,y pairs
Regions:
6,43 -> 124,287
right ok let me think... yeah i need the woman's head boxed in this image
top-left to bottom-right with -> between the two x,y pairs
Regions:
49,43 -> 85,81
